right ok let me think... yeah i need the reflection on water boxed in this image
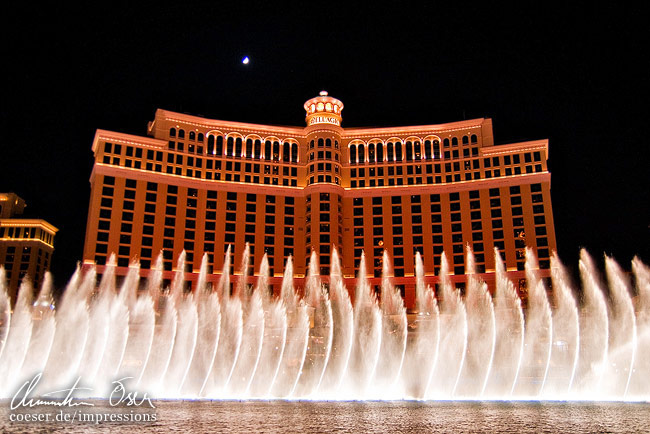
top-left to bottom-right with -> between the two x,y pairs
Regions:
2,400 -> 650,433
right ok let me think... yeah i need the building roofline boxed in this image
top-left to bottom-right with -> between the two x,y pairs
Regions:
92,129 -> 168,153
341,118 -> 488,137
0,219 -> 58,233
482,139 -> 549,158
156,109 -> 306,136
155,109 -> 490,138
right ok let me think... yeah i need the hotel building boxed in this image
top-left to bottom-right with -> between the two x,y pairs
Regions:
0,193 -> 58,303
82,92 -> 555,307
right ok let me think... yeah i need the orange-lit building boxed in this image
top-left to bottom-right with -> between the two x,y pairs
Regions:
0,193 -> 58,303
83,92 -> 555,307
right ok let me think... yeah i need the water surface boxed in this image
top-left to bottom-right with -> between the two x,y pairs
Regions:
2,400 -> 649,433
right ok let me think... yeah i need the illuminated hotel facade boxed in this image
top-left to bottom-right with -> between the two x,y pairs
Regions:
0,193 -> 58,303
83,92 -> 555,307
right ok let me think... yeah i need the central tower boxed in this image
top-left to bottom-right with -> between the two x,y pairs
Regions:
303,91 -> 344,274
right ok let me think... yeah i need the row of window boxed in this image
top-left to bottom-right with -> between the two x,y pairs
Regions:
204,136 -> 299,163
308,138 -> 339,149
97,181 -> 305,272
104,142 -> 301,170
94,177 -> 550,274
349,164 -> 544,188
0,226 -> 54,245
0,245 -> 50,286
349,187 -> 549,275
350,152 -> 542,178
102,142 -> 300,186
348,135 -> 478,164
169,128 -> 204,141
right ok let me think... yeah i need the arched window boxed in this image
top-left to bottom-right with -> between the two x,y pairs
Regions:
334,140 -> 339,149
283,142 -> 290,162
424,140 -> 432,159
433,140 -> 440,159
395,142 -> 403,161
414,141 -> 421,160
387,142 -> 394,161
207,135 -> 215,154
310,140 -> 315,149
235,137 -> 243,157
170,128 -> 176,137
358,144 -> 365,163
405,141 -> 413,161
452,137 -> 458,147
350,144 -> 357,164
273,141 -> 280,161
254,140 -> 262,159
318,138 -> 324,148
216,136 -> 223,155
443,138 -> 450,148
368,143 -> 375,163
178,129 -> 185,139
471,134 -> 478,143
462,135 -> 469,145
189,131 -> 196,141
291,143 -> 298,162
265,141 -> 272,160
245,139 -> 253,158
376,143 -> 384,162
326,138 -> 331,148
227,137 -> 234,156
198,133 -> 204,142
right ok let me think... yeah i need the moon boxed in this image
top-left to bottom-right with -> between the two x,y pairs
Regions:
242,56 -> 250,65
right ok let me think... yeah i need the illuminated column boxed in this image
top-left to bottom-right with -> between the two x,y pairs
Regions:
303,91 -> 344,275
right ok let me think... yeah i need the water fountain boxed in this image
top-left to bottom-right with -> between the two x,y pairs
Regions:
0,246 -> 648,401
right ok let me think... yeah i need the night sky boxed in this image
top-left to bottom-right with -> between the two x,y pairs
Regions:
1,4 -> 648,287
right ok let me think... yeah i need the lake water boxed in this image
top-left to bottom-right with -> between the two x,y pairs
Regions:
2,400 -> 649,433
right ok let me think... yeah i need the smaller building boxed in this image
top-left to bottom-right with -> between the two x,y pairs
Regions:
0,193 -> 58,304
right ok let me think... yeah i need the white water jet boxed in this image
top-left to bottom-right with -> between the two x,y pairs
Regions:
629,257 -> 650,398
92,261 -> 138,396
573,250 -> 609,396
40,264 -> 92,394
182,254 -> 221,396
119,266 -> 156,385
204,246 -> 242,397
456,246 -> 495,398
541,252 -> 579,398
427,253 -> 467,399
78,265 -> 109,384
403,252 -> 439,399
249,255 -> 288,397
228,245 -> 265,396
371,250 -> 407,398
0,267 -> 10,363
318,248 -> 354,396
340,252 -> 381,399
514,248 -> 553,398
271,256 -> 310,398
20,273 -> 56,380
0,278 -> 34,396
162,252 -> 198,397
603,256 -> 636,398
294,251 -> 333,397
138,254 -> 178,395
483,249 -> 524,398
1,246 -> 649,401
